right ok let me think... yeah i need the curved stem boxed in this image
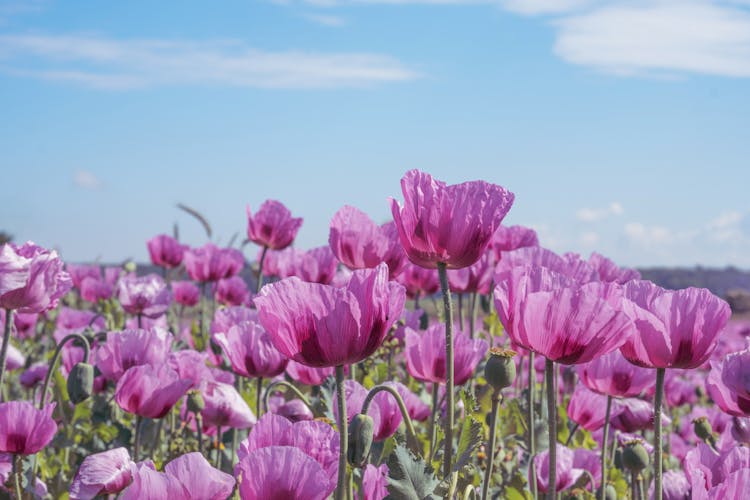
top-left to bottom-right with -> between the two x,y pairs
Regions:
262,380 -> 315,416
257,246 -> 268,294
481,392 -> 501,500
39,333 -> 91,410
654,368 -> 666,500
0,308 -> 14,392
437,262 -> 455,480
599,395 -> 612,500
528,351 -> 537,500
545,358 -> 556,500
335,365 -> 348,500
462,484 -> 476,500
361,385 -> 420,456
580,469 -> 596,493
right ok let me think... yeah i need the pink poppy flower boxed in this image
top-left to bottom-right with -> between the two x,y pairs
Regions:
619,282 -> 731,369
389,169 -> 514,269
0,242 -> 71,313
0,401 -> 57,455
362,463 -> 389,500
96,328 -> 173,382
404,324 -> 487,385
531,444 -> 584,493
214,276 -> 250,307
255,263 -> 404,368
117,273 -> 172,319
146,234 -> 187,269
199,381 -> 257,430
286,360 -> 335,386
184,243 -> 244,283
587,252 -> 640,284
172,280 -> 200,307
115,364 -> 191,419
490,224 -> 538,260
69,447 -> 136,499
247,199 -> 303,251
214,320 -> 288,379
577,350 -> 654,398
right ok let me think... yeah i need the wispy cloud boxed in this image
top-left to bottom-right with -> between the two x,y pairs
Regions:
554,2 -> 750,78
576,202 -> 623,222
304,13 -> 347,26
0,34 -> 420,89
73,169 -> 103,190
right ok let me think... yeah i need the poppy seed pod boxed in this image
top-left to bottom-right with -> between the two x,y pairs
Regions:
621,441 -> 649,474
347,413 -> 374,467
67,362 -> 94,404
484,348 -> 517,392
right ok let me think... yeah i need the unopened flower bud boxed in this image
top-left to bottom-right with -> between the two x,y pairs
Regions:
622,441 -> 649,473
347,413 -> 374,467
693,416 -> 715,445
187,390 -> 205,413
67,362 -> 94,404
484,348 -> 517,392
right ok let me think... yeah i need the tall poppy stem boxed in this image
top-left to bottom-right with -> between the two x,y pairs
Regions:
545,358 -> 556,500
256,246 -> 268,294
654,368 -> 666,500
600,395 -> 612,500
437,262 -> 455,480
528,351 -> 537,500
481,391 -> 501,500
256,377 -> 263,417
335,365 -> 348,500
133,415 -> 142,461
0,308 -> 14,391
13,454 -> 22,500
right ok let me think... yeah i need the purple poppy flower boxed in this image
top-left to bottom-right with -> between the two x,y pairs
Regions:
214,320 -> 288,379
404,324 -> 488,385
0,402 -> 57,455
184,243 -> 244,283
117,273 -> 172,319
247,199 -> 303,251
147,234 -> 187,269
96,328 -> 173,382
69,447 -> 136,500
0,242 -> 71,313
115,364 -> 191,419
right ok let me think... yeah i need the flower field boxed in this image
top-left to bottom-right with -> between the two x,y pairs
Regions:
0,169 -> 746,499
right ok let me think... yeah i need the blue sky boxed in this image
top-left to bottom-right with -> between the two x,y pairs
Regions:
1,0 -> 749,268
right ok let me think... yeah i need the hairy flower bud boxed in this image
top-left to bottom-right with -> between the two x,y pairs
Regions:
67,362 -> 94,404
347,413 -> 374,467
621,441 -> 649,474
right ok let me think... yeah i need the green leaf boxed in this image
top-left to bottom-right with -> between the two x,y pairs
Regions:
385,444 -> 439,500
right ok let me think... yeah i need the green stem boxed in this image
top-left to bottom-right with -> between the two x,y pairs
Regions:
196,413 -> 204,455
137,313 -> 142,329
133,415 -> 142,461
564,423 -> 579,446
457,293 -> 464,332
428,384 -> 439,462
599,395 -> 612,500
481,392 -> 501,500
150,418 -> 164,462
199,282 -> 207,349
469,293 -> 478,338
215,425 -> 223,469
39,333 -> 91,410
13,454 -> 22,500
262,380 -> 316,416
528,351 -> 537,500
545,358 -> 556,500
0,308 -> 14,390
335,365 -> 348,500
654,368 -> 665,500
437,262 -> 455,480
257,246 -> 268,294
256,377 -> 263,417
361,385 -> 420,455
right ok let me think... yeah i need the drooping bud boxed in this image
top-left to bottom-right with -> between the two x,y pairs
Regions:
187,389 -> 205,414
67,362 -> 95,404
484,348 -> 517,392
347,413 -> 374,467
621,441 -> 649,474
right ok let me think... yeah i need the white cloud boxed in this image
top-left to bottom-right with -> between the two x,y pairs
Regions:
576,202 -> 623,222
501,0 -> 593,15
705,210 -> 746,242
0,34 -> 420,89
304,13 -> 347,25
624,222 -> 673,245
73,169 -> 102,190
579,231 -> 600,245
554,2 -> 750,78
